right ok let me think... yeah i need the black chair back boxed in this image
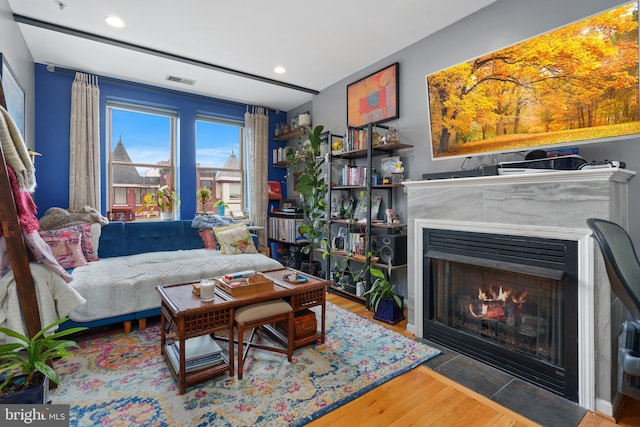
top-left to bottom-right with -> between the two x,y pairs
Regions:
587,218 -> 640,320
587,218 -> 640,400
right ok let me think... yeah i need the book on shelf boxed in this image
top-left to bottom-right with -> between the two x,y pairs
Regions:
165,344 -> 225,373
170,342 -> 223,365
176,335 -> 222,360
165,335 -> 225,373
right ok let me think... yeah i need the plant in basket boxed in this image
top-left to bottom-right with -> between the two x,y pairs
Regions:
363,260 -> 404,325
0,317 -> 86,403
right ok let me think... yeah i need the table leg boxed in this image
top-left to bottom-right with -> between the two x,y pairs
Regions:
321,297 -> 326,343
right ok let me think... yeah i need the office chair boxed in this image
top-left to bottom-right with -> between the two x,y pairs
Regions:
587,218 -> 640,400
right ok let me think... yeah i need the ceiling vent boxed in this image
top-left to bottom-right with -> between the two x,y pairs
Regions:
166,75 -> 196,85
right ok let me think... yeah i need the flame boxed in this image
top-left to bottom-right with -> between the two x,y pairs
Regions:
511,289 -> 528,304
497,286 -> 510,301
477,286 -> 511,302
468,303 -> 487,318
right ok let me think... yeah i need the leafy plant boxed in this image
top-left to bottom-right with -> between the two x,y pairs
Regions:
0,317 -> 86,393
137,185 -> 180,216
196,187 -> 212,214
213,200 -> 230,208
363,260 -> 403,311
286,125 -> 328,257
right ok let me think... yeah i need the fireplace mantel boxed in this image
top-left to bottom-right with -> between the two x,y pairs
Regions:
404,168 -> 635,415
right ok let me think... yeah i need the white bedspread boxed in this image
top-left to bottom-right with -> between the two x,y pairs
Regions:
68,249 -> 283,322
0,263 -> 87,342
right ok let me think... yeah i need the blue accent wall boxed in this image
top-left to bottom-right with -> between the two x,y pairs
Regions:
33,63 -> 287,218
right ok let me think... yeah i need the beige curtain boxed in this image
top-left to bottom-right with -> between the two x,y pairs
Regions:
69,72 -> 100,211
244,107 -> 269,246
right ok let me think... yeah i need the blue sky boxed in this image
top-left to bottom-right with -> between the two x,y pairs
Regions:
111,109 -> 241,172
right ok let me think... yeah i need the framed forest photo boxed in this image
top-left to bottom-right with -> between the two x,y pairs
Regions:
347,62 -> 399,127
426,2 -> 640,160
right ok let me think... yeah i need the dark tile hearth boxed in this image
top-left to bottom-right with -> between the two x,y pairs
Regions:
419,338 -> 587,427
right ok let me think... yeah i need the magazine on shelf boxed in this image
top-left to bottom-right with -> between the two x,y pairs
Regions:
165,344 -> 225,373
170,342 -> 223,365
175,335 -> 222,360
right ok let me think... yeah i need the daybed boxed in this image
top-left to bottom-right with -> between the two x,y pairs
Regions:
63,219 -> 282,332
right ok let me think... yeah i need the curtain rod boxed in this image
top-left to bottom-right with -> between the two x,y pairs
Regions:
46,64 -> 279,114
14,14 -> 319,97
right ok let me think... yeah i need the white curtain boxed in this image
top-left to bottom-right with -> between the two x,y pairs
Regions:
69,72 -> 100,211
244,107 -> 269,246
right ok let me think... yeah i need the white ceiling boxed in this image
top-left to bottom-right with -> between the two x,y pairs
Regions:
8,0 -> 496,111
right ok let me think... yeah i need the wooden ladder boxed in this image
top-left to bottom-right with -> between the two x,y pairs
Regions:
0,80 -> 42,338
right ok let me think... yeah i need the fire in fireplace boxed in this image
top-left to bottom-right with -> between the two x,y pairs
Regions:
423,229 -> 578,401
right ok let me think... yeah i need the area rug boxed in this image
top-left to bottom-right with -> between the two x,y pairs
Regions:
50,302 -> 440,426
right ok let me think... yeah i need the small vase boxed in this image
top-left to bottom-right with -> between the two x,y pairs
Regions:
217,206 -> 225,216
160,212 -> 173,221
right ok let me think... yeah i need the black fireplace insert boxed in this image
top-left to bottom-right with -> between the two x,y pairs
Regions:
423,228 -> 578,401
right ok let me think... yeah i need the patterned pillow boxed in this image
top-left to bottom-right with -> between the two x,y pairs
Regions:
40,229 -> 88,269
40,224 -> 99,262
198,229 -> 218,250
22,231 -> 73,282
214,224 -> 258,255
212,223 -> 245,254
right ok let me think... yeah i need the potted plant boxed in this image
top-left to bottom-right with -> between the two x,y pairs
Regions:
287,125 -> 329,276
196,187 -> 212,214
138,184 -> 180,220
0,317 -> 86,404
213,200 -> 229,216
363,260 -> 404,325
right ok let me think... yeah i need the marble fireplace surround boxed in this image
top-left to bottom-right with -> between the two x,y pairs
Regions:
403,168 -> 635,416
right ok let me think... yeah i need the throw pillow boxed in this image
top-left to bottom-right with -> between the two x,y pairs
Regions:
215,224 -> 258,255
198,228 -> 218,250
212,223 -> 245,254
91,223 -> 102,255
22,231 -> 73,282
40,224 -> 99,262
40,229 -> 88,269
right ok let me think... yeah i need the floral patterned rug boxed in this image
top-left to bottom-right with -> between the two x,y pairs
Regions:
51,302 -> 440,426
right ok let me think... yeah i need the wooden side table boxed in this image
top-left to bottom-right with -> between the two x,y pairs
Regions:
158,283 -> 234,394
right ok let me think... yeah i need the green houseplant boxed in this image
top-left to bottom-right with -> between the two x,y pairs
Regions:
196,187 -> 212,214
0,317 -> 86,403
287,125 -> 329,276
213,199 -> 230,216
363,260 -> 404,325
137,184 -> 180,219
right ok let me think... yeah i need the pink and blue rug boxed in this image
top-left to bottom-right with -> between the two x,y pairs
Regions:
51,302 -> 440,426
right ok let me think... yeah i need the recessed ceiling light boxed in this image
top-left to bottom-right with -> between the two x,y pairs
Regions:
274,66 -> 286,74
105,15 -> 125,28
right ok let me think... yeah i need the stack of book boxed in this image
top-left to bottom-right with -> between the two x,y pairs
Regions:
164,334 -> 224,373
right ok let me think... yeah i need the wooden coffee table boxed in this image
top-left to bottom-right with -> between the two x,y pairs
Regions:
157,268 -> 328,392
158,284 -> 235,395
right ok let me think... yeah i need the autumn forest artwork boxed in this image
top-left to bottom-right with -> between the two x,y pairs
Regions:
427,2 -> 640,159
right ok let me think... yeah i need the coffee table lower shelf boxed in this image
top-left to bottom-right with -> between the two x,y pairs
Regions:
262,324 -> 323,349
161,344 -> 231,391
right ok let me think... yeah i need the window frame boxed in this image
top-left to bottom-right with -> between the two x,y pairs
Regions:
106,101 -> 178,219
195,115 -> 245,214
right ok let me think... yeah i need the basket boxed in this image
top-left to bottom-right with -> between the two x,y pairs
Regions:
215,273 -> 274,296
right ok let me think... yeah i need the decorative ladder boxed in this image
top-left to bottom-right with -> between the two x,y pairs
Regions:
0,79 -> 42,339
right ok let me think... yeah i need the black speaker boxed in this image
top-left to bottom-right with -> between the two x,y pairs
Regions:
378,234 -> 407,266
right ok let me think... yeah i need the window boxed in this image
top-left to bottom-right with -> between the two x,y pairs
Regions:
195,116 -> 244,215
107,102 -> 177,221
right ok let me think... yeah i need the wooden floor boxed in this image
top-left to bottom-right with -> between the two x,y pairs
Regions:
309,293 -> 640,427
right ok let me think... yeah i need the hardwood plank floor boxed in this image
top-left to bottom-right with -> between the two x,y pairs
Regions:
311,293 -> 640,427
